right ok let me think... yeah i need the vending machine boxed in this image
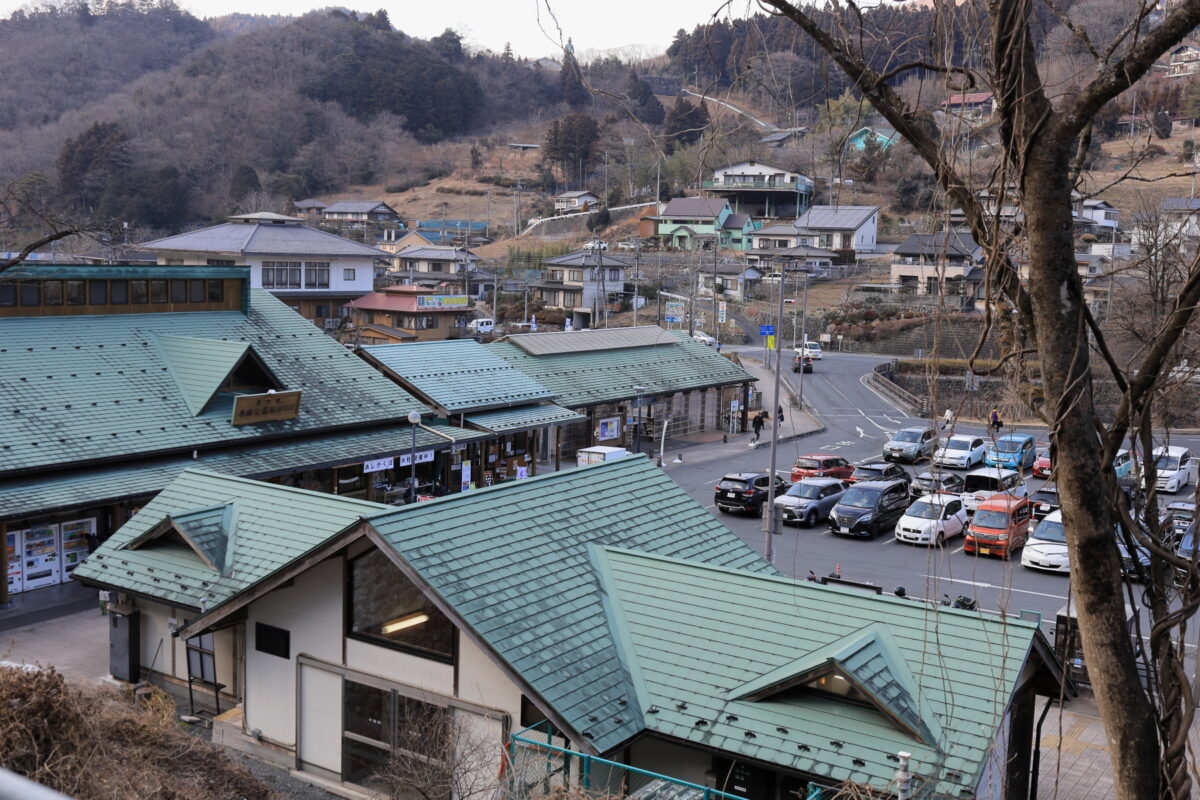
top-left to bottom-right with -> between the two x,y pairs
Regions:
59,518 -> 94,574
5,529 -> 22,596
22,523 -> 60,591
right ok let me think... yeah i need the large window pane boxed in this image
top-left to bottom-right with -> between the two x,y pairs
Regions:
0,283 -> 15,307
344,680 -> 391,743
43,280 -> 63,306
110,280 -> 129,304
348,549 -> 455,659
150,280 -> 167,303
66,280 -> 85,305
130,280 -> 148,304
189,279 -> 205,302
19,281 -> 40,306
206,279 -> 224,302
88,280 -> 108,305
170,279 -> 187,303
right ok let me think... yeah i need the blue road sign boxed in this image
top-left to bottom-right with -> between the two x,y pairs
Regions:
759,325 -> 775,335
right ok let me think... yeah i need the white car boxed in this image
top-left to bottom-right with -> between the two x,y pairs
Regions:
1021,510 -> 1069,573
582,239 -> 608,251
1150,445 -> 1198,493
934,435 -> 987,469
802,341 -> 823,360
961,467 -> 1027,513
691,331 -> 716,346
895,493 -> 968,546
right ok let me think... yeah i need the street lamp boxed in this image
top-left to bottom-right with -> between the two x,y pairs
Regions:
407,410 -> 422,500
633,385 -> 649,454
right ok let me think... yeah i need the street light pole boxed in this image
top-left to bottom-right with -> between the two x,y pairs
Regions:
633,385 -> 648,454
762,261 -> 787,564
407,410 -> 422,501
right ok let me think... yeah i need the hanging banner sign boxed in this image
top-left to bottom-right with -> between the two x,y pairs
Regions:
397,451 -> 436,467
416,295 -> 470,309
718,301 -> 727,324
363,457 -> 395,474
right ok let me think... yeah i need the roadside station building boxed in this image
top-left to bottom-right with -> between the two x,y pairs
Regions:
487,327 -> 756,457
0,264 -> 484,599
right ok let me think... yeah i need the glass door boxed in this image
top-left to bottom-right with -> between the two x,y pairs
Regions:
6,529 -> 22,595
22,523 -> 60,590
59,518 -> 94,574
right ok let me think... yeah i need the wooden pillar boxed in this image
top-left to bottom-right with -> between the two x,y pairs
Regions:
740,382 -> 750,432
1,520 -> 8,607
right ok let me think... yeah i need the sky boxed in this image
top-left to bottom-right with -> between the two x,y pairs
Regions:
0,0 -> 742,60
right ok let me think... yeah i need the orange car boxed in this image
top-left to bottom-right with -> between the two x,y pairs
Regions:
964,495 -> 1034,559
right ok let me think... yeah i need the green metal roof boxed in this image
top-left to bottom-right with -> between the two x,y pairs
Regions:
73,469 -> 384,610
2,264 -> 249,280
0,289 -> 425,477
1,420 -> 487,522
486,330 -> 754,408
367,454 -> 777,754
154,333 -> 255,416
362,340 -> 555,413
463,403 -> 585,433
593,547 -> 1043,797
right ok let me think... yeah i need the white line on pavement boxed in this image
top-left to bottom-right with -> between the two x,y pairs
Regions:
952,545 -> 965,554
882,537 -> 897,545
922,574 -> 1068,600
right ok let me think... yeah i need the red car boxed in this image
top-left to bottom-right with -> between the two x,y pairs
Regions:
1032,445 -> 1052,478
791,454 -> 854,482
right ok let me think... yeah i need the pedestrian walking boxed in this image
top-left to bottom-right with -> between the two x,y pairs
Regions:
777,405 -> 785,425
751,411 -> 766,444
990,406 -> 1003,434
941,408 -> 955,431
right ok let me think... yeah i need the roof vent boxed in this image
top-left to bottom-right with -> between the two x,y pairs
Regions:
830,740 -> 844,748
852,758 -> 866,768
797,744 -> 811,752
694,720 -> 708,728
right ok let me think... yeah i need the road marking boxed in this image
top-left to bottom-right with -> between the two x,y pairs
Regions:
952,545 -> 965,554
857,426 -> 867,438
922,574 -> 1068,600
820,444 -> 842,450
884,415 -> 904,425
882,536 -> 897,545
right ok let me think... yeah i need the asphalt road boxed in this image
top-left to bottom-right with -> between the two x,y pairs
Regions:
667,349 -> 1200,629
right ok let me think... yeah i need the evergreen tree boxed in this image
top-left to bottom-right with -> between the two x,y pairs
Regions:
501,42 -> 514,62
430,28 -> 464,61
541,113 -> 600,184
229,164 -> 261,202
625,69 -> 665,125
56,120 -> 132,209
470,146 -> 483,171
663,96 -> 707,147
363,9 -> 390,31
560,50 -> 589,109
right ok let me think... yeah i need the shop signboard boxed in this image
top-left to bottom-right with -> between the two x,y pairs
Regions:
665,301 -> 684,323
718,301 -> 727,324
363,457 -> 395,474
22,523 -> 60,590
59,518 -> 94,574
461,462 -> 471,492
416,295 -> 469,309
597,417 -> 622,441
397,451 -> 435,467
232,390 -> 302,426
6,530 -> 22,595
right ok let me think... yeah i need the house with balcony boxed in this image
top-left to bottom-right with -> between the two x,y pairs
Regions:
533,251 -> 630,327
385,245 -> 495,298
1167,44 -> 1200,77
1076,197 -> 1120,233
140,212 -> 383,329
697,263 -> 764,301
940,91 -> 995,122
321,201 -> 403,225
702,160 -> 813,219
653,198 -> 755,251
553,190 -> 600,213
890,232 -> 984,297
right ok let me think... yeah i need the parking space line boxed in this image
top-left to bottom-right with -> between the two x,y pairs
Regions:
882,537 -> 897,545
952,545 -> 965,554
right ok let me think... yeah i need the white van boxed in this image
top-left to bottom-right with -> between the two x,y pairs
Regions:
1151,446 -> 1198,493
961,467 -> 1027,512
466,318 -> 495,335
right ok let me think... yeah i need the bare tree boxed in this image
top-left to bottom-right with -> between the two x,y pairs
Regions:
735,1 -> 1200,797
370,704 -> 504,800
0,181 -> 96,273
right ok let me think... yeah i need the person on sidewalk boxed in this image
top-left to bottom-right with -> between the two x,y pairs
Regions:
751,411 -> 766,444
990,406 -> 1003,434
942,408 -> 955,431
776,405 -> 785,426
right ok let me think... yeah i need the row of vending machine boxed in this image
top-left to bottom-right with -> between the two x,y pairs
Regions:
5,518 -> 95,595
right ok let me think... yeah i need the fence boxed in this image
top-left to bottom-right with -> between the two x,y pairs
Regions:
864,360 -> 929,417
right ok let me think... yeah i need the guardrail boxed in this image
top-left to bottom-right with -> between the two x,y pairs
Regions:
865,360 -> 929,417
700,179 -> 811,191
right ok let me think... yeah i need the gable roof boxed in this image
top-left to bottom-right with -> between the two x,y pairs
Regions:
361,340 -> 555,413
396,246 -> 479,262
142,219 -> 387,258
365,455 -> 779,753
715,159 -> 791,173
894,232 -> 980,260
795,205 -> 879,231
73,469 -> 385,610
1161,197 -> 1200,212
488,329 -> 754,407
542,252 -> 632,267
0,290 -> 424,477
594,547 -> 1049,796
660,197 -> 730,219
754,222 -> 804,236
723,213 -> 752,230
556,190 -> 599,200
323,201 -> 399,215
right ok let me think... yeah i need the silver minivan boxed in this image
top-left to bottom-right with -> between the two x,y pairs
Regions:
961,467 -> 1027,513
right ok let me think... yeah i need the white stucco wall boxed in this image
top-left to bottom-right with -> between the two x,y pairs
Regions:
245,256 -> 376,293
136,598 -> 236,694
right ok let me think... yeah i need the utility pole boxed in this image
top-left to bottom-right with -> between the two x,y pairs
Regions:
633,238 -> 641,326
762,257 -> 787,564
485,190 -> 491,239
796,272 -> 809,413
712,238 -> 720,346
512,179 -> 522,237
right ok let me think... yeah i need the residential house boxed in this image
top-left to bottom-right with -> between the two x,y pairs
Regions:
76,456 -> 1066,800
748,245 -> 838,275
697,263 -> 763,301
702,160 -> 814,219
530,56 -> 562,71
359,339 -> 586,474
1013,252 -> 1110,284
1130,198 -> 1200,249
890,232 -> 984,298
846,126 -> 900,150
1076,197 -> 1120,233
0,263 -> 486,598
554,190 -> 601,213
387,245 -> 494,298
292,199 -> 327,221
534,251 -> 630,327
343,286 -> 476,344
759,127 -> 808,147
1167,44 -> 1200,77
653,197 -> 755,251
321,201 -> 403,225
794,205 -> 880,255
946,192 -> 1099,236
940,91 -> 996,122
140,212 -> 383,329
488,326 -> 757,454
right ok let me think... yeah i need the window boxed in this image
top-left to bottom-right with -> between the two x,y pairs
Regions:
110,280 -> 129,304
567,269 -> 583,282
65,280 -> 86,305
87,281 -> 108,307
347,549 -> 455,660
0,283 -> 14,307
189,279 -> 205,302
608,268 -> 620,281
169,279 -> 187,303
315,305 -> 329,318
130,280 -> 148,304
206,258 -> 235,266
150,280 -> 167,303
341,680 -> 450,786
262,262 -> 301,289
429,261 -> 444,272
399,314 -> 438,330
19,281 -> 40,306
206,279 -> 224,302
43,280 -> 63,306
254,622 -> 290,660
304,262 -> 330,288
186,633 -> 216,683
343,268 -> 356,281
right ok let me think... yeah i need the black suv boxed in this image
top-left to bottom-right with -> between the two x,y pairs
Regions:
828,479 -> 911,538
847,461 -> 910,486
715,472 -> 789,516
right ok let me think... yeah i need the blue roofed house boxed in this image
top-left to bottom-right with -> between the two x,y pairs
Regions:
654,198 -> 756,251
847,126 -> 901,151
74,455 -> 1067,800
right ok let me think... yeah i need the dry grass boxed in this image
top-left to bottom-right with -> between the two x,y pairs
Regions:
0,665 -> 274,800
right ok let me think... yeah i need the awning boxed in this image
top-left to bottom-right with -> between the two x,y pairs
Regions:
463,403 -> 586,434
2,421 -> 489,522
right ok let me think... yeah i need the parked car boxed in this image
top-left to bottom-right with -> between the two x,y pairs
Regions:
1117,529 -> 1153,580
984,433 -> 1037,470
691,331 -> 717,346
466,317 -> 495,335
883,426 -> 938,463
1028,483 -> 1061,521
1167,501 -> 1197,538
1149,445 -> 1198,493
934,435 -> 987,469
1113,449 -> 1134,479
909,470 -> 965,500
1031,446 -> 1053,478
792,354 -> 813,373
582,239 -> 608,251
895,493 -> 969,546
775,478 -> 848,527
827,479 -> 911,538
714,472 -> 789,516
1021,510 -> 1069,573
615,240 -> 639,251
961,467 -> 1028,513
964,495 -> 1034,558
790,455 -> 854,482
847,461 -> 910,486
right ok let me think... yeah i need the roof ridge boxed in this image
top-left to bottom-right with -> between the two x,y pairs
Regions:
178,467 -> 389,511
